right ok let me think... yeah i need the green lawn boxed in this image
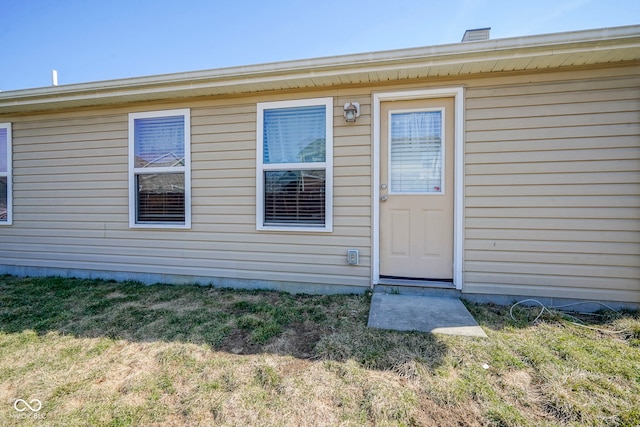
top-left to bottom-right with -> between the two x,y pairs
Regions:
0,275 -> 638,426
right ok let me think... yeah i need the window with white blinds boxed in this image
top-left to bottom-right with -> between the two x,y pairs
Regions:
129,109 -> 191,228
0,123 -> 11,225
389,110 -> 444,194
257,98 -> 333,231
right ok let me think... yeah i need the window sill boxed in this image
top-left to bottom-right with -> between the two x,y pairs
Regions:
257,225 -> 332,233
129,223 -> 191,230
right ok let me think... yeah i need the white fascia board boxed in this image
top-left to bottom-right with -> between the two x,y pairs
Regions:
1,25 -> 639,113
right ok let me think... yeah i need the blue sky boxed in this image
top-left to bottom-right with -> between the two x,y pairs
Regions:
1,0 -> 637,91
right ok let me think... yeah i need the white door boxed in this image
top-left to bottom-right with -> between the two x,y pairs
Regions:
379,98 -> 454,280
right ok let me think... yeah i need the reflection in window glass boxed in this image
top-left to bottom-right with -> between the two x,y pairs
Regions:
134,116 -> 185,168
263,106 -> 326,164
264,170 -> 326,225
0,177 -> 6,221
136,174 -> 185,223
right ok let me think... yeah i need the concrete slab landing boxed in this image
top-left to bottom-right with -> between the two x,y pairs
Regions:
367,293 -> 487,338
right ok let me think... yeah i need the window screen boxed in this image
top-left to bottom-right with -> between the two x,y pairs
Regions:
129,110 -> 190,228
0,177 -> 7,222
0,125 -> 10,224
389,110 -> 443,193
134,116 -> 185,168
257,99 -> 333,230
136,174 -> 185,222
264,170 -> 326,225
263,106 -> 326,164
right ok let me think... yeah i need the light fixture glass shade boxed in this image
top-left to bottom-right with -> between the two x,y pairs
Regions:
343,102 -> 360,122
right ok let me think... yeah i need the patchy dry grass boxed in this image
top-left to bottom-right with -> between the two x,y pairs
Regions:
0,276 -> 638,426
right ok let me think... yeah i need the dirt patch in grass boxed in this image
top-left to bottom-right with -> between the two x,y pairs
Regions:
219,329 -> 262,355
104,291 -> 126,299
263,321 -> 321,357
1,275 -> 639,426
148,298 -> 205,313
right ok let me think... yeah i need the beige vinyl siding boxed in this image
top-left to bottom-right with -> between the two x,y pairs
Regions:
3,62 -> 639,301
464,68 -> 640,302
1,93 -> 372,288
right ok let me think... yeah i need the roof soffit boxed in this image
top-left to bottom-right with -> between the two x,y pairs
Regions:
1,25 -> 639,114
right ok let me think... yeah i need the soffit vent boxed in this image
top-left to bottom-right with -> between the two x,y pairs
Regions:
462,27 -> 491,42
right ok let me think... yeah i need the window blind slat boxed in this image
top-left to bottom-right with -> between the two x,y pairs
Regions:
390,111 -> 443,193
136,173 -> 185,222
0,177 -> 7,221
264,170 -> 325,225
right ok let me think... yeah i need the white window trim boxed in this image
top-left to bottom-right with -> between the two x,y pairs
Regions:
256,97 -> 333,232
0,123 -> 12,226
387,107 -> 446,196
128,109 -> 191,229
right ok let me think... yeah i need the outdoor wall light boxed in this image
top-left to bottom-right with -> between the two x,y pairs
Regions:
343,102 -> 360,122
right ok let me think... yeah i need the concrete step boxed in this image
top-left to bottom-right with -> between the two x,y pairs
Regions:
368,293 -> 487,338
373,283 -> 460,298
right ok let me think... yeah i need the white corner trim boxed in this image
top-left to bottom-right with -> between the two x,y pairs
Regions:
372,87 -> 464,290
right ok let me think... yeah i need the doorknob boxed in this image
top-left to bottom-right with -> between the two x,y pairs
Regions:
380,195 -> 388,202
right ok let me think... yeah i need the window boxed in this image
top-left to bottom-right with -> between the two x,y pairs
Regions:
257,98 -> 333,231
0,123 -> 11,225
389,109 -> 444,194
128,109 -> 191,228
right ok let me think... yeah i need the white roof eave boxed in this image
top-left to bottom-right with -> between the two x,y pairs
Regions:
1,25 -> 639,114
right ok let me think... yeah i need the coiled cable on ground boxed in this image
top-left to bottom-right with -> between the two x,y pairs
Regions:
509,299 -> 631,334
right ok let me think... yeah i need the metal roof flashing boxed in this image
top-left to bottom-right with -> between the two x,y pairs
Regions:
1,25 -> 639,114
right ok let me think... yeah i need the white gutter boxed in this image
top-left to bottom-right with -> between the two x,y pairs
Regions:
1,25 -> 639,113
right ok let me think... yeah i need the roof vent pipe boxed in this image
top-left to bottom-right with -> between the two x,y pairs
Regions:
52,70 -> 58,86
462,27 -> 491,42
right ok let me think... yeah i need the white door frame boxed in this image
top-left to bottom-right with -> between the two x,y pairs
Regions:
372,87 -> 464,290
